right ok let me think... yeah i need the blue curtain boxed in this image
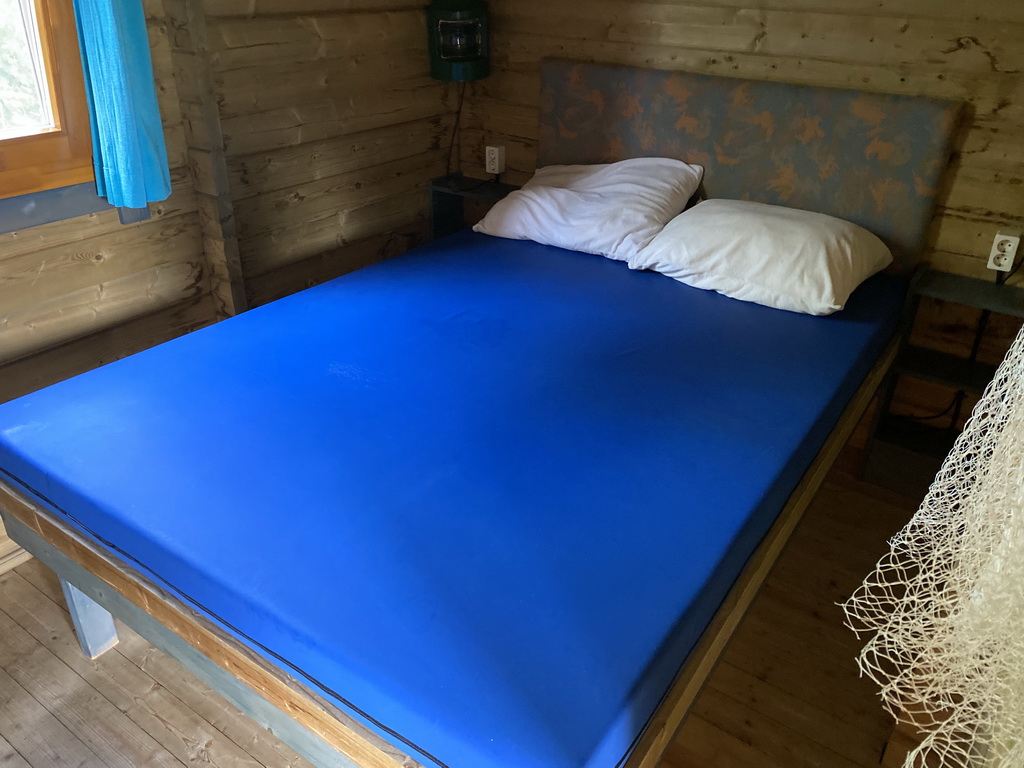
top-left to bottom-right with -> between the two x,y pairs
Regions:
72,0 -> 171,209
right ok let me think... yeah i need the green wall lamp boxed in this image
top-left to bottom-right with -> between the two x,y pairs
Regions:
427,0 -> 489,82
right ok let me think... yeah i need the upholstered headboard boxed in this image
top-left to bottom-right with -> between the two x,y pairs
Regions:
538,60 -> 962,271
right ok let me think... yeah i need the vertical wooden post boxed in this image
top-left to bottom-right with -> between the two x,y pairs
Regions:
60,578 -> 119,659
161,0 -> 248,318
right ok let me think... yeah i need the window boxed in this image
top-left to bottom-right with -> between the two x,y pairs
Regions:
0,0 -> 93,200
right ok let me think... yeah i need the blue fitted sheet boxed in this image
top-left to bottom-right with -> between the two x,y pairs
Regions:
0,231 -> 904,768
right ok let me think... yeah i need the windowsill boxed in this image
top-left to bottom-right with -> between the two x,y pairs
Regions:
0,183 -> 150,235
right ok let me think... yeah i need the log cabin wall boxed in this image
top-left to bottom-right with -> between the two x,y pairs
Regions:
200,0 -> 454,306
0,0 -> 215,405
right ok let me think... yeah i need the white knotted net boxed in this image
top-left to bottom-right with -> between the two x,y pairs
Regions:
843,322 -> 1024,768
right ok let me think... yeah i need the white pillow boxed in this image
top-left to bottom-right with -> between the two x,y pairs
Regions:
630,199 -> 894,315
472,158 -> 703,262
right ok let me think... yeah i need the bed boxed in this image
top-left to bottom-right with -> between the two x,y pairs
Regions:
0,61 -> 959,768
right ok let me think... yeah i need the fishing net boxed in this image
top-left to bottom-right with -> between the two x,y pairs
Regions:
843,323 -> 1024,767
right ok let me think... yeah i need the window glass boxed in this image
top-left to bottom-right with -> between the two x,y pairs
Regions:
0,0 -> 56,140
0,0 -> 93,201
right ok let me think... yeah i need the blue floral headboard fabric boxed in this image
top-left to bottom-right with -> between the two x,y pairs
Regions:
538,60 -> 962,271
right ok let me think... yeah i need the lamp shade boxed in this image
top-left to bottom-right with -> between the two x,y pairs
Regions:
427,0 -> 489,82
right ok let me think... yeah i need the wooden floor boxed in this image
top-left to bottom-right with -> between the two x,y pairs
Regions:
0,450 -> 918,768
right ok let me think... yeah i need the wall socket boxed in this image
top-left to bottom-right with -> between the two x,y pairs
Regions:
987,229 -> 1021,272
485,145 -> 506,175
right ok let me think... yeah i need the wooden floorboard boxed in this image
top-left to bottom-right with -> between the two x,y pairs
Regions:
0,448 -> 918,768
0,564 -> 314,768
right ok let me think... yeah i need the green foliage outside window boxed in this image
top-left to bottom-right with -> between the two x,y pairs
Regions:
0,0 -> 53,140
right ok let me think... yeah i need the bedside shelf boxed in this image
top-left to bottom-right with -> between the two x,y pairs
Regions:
430,174 -> 519,240
915,270 -> 1024,318
894,345 -> 998,395
864,268 -> 1023,498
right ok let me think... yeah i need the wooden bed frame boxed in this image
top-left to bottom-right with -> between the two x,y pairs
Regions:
0,61 -> 960,768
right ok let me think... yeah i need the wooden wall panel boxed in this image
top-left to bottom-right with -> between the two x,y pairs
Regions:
163,0 -> 248,318
464,0 -> 1024,284
204,3 -> 453,298
0,0 -> 213,381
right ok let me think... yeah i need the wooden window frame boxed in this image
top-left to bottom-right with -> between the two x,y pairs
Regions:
0,0 -> 93,201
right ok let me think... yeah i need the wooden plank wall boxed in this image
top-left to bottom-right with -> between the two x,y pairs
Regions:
0,0 -> 214,405
200,0 -> 454,305
0,0 -> 460,397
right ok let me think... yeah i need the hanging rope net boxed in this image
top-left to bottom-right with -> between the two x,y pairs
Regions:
844,323 -> 1024,767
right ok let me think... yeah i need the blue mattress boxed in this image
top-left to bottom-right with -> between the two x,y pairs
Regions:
0,231 -> 904,768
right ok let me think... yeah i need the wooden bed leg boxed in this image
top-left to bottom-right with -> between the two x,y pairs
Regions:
61,578 -> 119,659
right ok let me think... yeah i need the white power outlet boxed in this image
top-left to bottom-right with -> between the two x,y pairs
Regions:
987,229 -> 1021,272
485,145 -> 506,175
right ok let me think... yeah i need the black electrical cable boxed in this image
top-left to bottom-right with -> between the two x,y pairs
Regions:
897,306 -> 991,428
892,391 -> 964,423
998,257 -> 1023,284
946,308 -> 991,427
444,81 -> 468,175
